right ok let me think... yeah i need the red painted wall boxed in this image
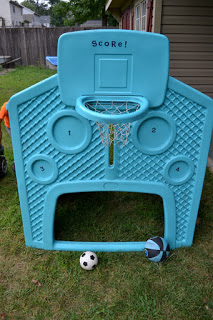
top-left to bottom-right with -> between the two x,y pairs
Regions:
122,7 -> 131,29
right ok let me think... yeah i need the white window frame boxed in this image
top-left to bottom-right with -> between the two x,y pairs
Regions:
135,4 -> 140,30
135,1 -> 147,31
141,0 -> 146,31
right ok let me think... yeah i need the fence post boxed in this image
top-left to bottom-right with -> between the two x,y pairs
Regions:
22,28 -> 28,66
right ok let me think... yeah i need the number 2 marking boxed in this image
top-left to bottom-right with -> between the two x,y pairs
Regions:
152,127 -> 156,133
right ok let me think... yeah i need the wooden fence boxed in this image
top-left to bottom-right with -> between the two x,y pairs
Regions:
0,27 -> 117,67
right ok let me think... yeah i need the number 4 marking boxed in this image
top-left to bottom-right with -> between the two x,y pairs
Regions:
176,167 -> 180,172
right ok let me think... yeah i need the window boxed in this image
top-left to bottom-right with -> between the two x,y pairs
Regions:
135,1 -> 147,31
141,1 -> 146,31
135,5 -> 140,30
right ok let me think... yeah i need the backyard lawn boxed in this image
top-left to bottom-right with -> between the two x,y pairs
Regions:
0,66 -> 213,319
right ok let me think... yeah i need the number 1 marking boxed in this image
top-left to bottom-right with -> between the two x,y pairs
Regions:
68,130 -> 71,136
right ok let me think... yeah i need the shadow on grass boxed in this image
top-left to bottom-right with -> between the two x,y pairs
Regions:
54,192 -> 164,243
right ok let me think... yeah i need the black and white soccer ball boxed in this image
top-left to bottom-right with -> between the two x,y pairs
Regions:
80,251 -> 98,270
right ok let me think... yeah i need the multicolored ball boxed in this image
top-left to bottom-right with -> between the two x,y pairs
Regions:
144,236 -> 170,263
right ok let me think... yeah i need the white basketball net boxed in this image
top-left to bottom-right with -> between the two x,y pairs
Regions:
85,100 -> 140,146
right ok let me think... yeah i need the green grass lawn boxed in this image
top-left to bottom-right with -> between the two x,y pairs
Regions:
0,67 -> 213,319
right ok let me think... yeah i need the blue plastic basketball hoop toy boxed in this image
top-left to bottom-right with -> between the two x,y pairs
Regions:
7,30 -> 213,252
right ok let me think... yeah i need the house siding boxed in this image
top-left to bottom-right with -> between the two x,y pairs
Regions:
10,2 -> 23,26
0,0 -> 23,27
161,0 -> 213,99
1,0 -> 12,26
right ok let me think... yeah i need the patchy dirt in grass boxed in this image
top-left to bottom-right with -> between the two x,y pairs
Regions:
0,69 -> 16,76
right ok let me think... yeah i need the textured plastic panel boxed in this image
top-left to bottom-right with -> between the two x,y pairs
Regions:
7,30 -> 213,252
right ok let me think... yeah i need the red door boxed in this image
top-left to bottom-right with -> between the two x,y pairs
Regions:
122,7 -> 131,30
